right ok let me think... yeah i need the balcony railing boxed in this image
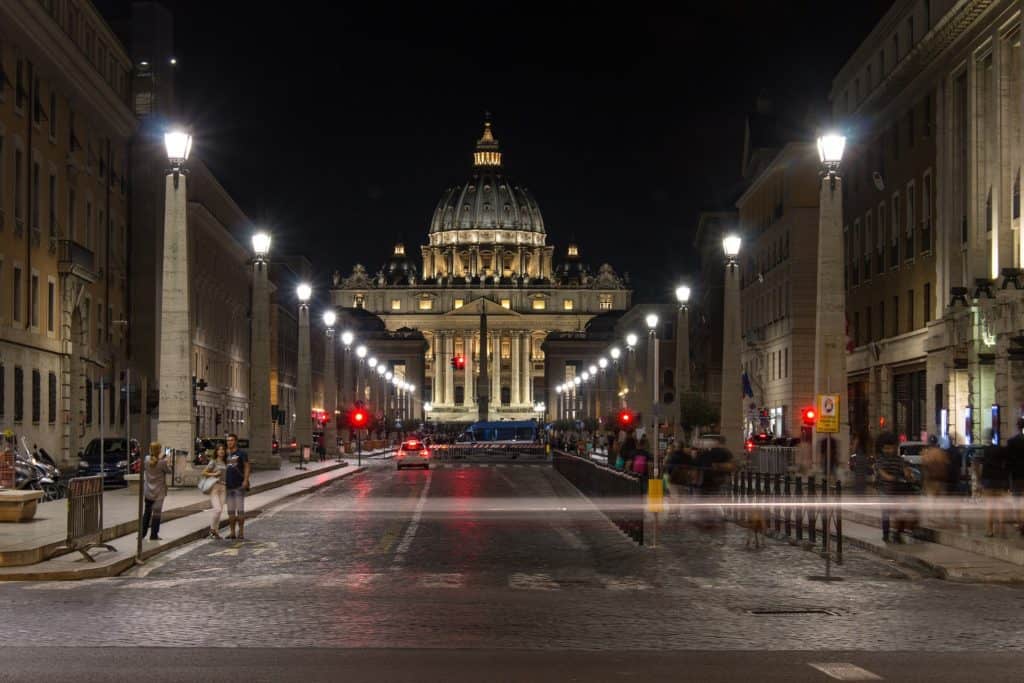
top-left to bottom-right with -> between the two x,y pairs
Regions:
58,239 -> 97,283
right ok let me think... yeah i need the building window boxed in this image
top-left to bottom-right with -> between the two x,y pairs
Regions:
879,301 -> 885,339
49,91 -> 57,139
12,266 -> 22,322
890,194 -> 900,267
599,294 -> 613,310
14,366 -> 24,423
418,299 -> 433,311
501,340 -> 511,359
922,172 -> 933,251
867,306 -> 873,342
31,161 -> 40,240
562,299 -> 574,311
14,148 -> 23,228
924,283 -> 932,324
31,369 -> 40,424
905,182 -> 915,260
500,298 -> 511,309
907,289 -> 915,331
47,281 -> 54,332
30,274 -> 38,328
15,59 -> 25,110
986,187 -> 993,232
892,296 -> 899,336
390,299 -> 401,311
854,312 -> 860,347
876,203 -> 886,274
68,187 -> 76,241
453,298 -> 464,309
531,299 -> 546,310
48,173 -> 57,241
864,211 -> 873,279
354,295 -> 364,309
1015,169 -> 1021,221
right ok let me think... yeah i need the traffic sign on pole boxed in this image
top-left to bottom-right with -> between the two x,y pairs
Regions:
816,394 -> 840,433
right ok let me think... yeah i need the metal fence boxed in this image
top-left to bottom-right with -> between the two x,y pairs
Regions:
430,443 -> 548,461
552,450 -> 645,545
749,446 -> 797,474
728,470 -> 843,562
57,475 -> 116,561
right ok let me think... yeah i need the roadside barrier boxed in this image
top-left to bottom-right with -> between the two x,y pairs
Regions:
749,446 -> 797,474
552,450 -> 644,545
729,470 -> 843,562
54,475 -> 116,561
430,443 -> 547,460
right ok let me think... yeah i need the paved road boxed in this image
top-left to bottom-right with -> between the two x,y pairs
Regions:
4,459 -> 1024,680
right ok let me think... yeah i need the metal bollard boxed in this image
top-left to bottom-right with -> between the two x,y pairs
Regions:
783,475 -> 792,538
807,477 -> 817,545
795,476 -> 803,541
773,474 -> 782,535
834,479 -> 843,564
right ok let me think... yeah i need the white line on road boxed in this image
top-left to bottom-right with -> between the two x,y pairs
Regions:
127,538 -> 214,578
418,573 -> 464,588
808,663 -> 882,680
599,575 -> 651,591
509,572 -> 560,591
392,474 -> 433,566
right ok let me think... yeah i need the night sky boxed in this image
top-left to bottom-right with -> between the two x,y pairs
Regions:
98,1 -> 893,302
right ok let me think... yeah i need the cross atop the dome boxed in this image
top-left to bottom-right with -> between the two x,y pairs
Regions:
474,115 -> 502,167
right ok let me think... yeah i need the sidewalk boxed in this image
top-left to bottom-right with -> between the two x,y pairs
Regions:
0,462 -> 365,581
0,449 -> 386,569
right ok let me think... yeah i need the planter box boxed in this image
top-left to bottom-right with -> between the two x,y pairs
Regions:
0,490 -> 44,522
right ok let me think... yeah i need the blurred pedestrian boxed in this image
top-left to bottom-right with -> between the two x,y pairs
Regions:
142,442 -> 172,542
225,433 -> 250,540
921,435 -> 950,527
1008,418 -> 1024,536
875,432 -> 915,543
849,431 -> 872,495
202,443 -> 228,539
980,443 -> 1010,537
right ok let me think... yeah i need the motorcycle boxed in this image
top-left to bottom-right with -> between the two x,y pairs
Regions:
14,437 -> 66,501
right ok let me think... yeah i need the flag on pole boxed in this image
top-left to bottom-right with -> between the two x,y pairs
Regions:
741,371 -> 754,398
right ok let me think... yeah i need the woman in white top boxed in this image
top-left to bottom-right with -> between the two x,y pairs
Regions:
202,444 -> 228,539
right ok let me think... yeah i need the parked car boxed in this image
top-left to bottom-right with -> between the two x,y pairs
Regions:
898,441 -> 928,465
78,438 -> 138,486
396,438 -> 431,470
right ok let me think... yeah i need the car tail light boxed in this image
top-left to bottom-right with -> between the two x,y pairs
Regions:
421,450 -> 430,458
397,451 -> 405,458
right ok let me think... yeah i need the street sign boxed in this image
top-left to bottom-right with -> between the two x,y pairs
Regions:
817,394 -> 840,433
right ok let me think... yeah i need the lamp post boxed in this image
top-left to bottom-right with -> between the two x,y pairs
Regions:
598,357 -> 608,422
555,384 -> 563,421
581,371 -> 591,421
248,231 -> 277,469
675,285 -> 691,444
376,364 -> 386,429
322,310 -> 338,462
367,357 -> 378,412
588,364 -> 598,421
624,333 -> 638,407
355,344 -> 367,407
721,235 -> 743,453
572,376 -> 582,421
295,284 -> 313,460
610,346 -> 622,408
646,313 -> 660,475
156,129 -> 196,471
340,330 -> 354,410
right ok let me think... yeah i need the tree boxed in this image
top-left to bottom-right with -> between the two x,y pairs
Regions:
678,392 -> 719,437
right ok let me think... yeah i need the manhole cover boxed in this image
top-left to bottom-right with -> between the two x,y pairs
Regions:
747,608 -> 840,616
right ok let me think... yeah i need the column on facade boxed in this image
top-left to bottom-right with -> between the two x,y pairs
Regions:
491,331 -> 501,406
463,330 -> 475,407
532,247 -> 542,278
433,332 -> 445,406
521,331 -> 532,407
444,331 -> 456,407
511,332 -> 522,406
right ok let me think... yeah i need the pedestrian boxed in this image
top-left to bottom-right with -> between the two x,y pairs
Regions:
874,431 -> 915,543
693,436 -> 734,530
980,442 -> 1010,537
849,431 -> 872,495
201,443 -> 228,539
142,442 -> 172,542
1008,418 -> 1024,536
921,434 -> 949,527
225,433 -> 251,540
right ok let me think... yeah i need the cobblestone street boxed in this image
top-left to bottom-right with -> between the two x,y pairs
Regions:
5,459 -> 1024,671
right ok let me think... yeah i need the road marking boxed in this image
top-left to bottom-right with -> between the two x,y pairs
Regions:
808,663 -> 882,680
599,576 -> 651,591
418,573 -> 464,588
393,474 -> 433,565
479,463 -> 491,468
458,464 -> 469,469
509,572 -> 560,591
207,541 -> 245,557
495,463 -> 506,468
128,538 -> 214,578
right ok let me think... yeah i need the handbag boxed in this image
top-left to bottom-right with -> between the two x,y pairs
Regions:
614,455 -> 625,470
198,476 -> 217,494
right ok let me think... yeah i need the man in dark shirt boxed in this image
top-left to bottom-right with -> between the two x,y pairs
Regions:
225,433 -> 251,540
1008,418 -> 1024,535
874,432 -> 913,543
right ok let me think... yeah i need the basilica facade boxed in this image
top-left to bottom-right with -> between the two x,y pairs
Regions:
330,121 -> 631,422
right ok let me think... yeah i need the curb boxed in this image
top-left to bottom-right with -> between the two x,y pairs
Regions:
0,467 -> 365,581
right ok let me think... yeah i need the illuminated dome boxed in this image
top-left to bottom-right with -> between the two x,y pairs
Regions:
428,119 -> 546,246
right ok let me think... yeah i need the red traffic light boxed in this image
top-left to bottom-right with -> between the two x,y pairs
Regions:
801,407 -> 817,426
451,355 -> 466,370
349,407 -> 368,429
617,410 -> 636,429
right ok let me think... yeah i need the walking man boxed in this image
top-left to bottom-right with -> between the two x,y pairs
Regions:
225,433 -> 251,540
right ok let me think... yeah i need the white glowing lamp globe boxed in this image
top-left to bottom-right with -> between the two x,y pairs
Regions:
296,283 -> 312,302
573,377 -> 582,386
556,385 -> 563,394
581,371 -> 590,382
424,402 -> 433,412
610,347 -> 621,360
368,357 -> 378,368
392,376 -> 400,386
817,133 -> 846,166
598,358 -> 608,369
355,345 -> 367,359
676,285 -> 691,304
251,232 -> 271,258
385,371 -> 393,380
376,365 -> 386,376
408,384 -> 415,393
723,235 -> 741,258
646,313 -> 659,330
341,331 -> 354,347
626,333 -> 638,348
164,130 -> 192,164
322,310 -> 336,328
588,364 -> 597,375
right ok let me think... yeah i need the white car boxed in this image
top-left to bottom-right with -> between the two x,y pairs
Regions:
396,439 -> 431,470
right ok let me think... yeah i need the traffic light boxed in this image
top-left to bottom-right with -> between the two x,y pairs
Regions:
349,406 -> 368,430
801,407 -> 817,427
617,409 -> 636,430
451,355 -> 466,370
